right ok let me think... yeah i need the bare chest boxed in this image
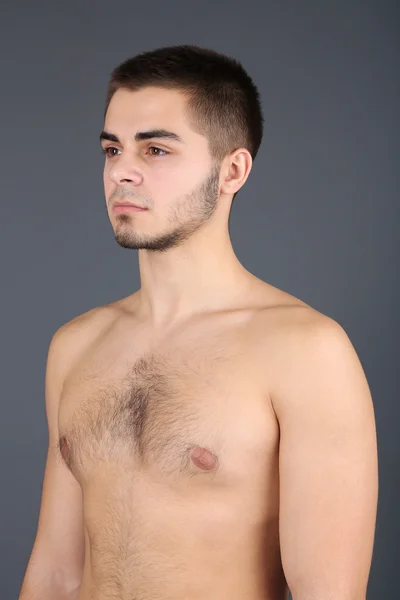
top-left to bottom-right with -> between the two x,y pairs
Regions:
58,339 -> 277,486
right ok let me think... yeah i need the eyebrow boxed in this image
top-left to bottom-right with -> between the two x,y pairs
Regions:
99,129 -> 184,145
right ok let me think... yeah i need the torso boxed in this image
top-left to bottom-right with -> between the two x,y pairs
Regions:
58,285 -> 312,600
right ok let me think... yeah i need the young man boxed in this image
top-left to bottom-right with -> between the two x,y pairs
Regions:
19,45 -> 378,600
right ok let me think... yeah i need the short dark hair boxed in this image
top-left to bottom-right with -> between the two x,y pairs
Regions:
104,45 -> 264,200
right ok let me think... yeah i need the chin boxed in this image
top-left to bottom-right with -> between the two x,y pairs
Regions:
114,227 -> 194,252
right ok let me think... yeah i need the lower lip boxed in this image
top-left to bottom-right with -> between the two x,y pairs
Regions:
113,205 -> 147,213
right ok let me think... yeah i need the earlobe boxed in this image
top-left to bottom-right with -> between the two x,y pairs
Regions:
221,149 -> 252,195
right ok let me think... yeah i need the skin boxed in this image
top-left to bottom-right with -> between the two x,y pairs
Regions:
19,87 -> 378,600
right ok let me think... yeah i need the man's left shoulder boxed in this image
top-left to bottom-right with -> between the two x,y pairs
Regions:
253,296 -> 356,384
254,291 -> 344,342
257,299 -> 367,409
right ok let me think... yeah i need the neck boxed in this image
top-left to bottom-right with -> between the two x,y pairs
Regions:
135,218 -> 252,328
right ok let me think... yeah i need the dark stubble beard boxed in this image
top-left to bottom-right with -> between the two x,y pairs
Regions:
113,163 -> 221,253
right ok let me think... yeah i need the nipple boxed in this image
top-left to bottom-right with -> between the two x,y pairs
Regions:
190,446 -> 218,471
59,436 -> 70,462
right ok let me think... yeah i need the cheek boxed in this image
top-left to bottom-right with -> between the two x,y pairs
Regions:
153,164 -> 198,193
103,172 -> 113,196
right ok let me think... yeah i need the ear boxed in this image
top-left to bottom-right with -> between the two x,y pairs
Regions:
220,149 -> 253,196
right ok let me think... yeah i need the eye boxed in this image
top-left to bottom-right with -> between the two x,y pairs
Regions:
101,146 -> 120,158
147,146 -> 169,157
101,145 -> 169,159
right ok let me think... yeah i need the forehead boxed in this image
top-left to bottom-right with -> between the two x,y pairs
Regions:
104,87 -> 203,144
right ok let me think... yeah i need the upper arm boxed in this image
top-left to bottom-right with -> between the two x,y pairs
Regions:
271,315 -> 378,600
21,326 -> 85,594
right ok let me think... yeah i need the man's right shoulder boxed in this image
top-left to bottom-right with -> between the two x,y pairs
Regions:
47,303 -> 120,377
55,303 -> 117,340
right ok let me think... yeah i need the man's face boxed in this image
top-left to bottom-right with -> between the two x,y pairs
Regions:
101,87 -> 221,251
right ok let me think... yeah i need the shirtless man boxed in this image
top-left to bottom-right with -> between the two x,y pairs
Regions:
19,45 -> 378,600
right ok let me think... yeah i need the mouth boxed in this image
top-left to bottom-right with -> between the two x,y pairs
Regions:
112,203 -> 148,213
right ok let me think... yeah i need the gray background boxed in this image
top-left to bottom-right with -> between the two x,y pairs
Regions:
0,0 -> 398,597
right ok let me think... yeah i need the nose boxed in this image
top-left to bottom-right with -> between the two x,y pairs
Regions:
106,152 -> 143,186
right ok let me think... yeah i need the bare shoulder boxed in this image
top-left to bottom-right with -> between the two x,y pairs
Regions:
252,290 -> 366,417
262,302 -> 342,339
247,279 -> 344,340
257,298 -> 349,361
48,297 -> 132,379
249,282 -> 353,383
